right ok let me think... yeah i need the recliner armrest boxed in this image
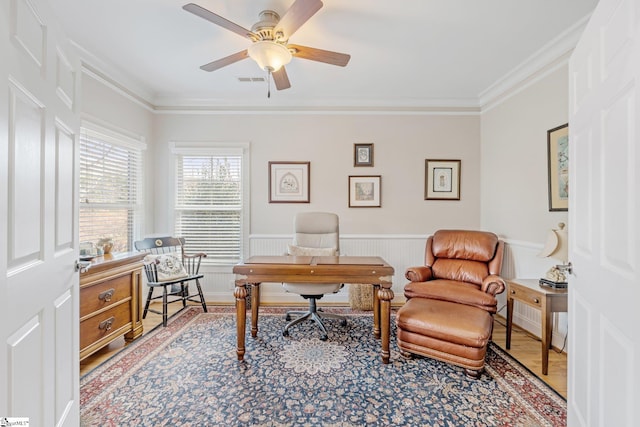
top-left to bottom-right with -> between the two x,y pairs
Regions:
405,266 -> 433,282
481,274 -> 506,296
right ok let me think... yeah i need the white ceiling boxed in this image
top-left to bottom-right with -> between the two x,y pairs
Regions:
49,0 -> 599,109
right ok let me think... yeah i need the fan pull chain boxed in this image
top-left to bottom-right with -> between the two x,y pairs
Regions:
267,69 -> 272,98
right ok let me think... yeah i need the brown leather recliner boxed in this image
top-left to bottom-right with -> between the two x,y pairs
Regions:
396,229 -> 506,378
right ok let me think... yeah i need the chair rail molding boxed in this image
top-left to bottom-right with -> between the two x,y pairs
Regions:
181,234 -> 568,351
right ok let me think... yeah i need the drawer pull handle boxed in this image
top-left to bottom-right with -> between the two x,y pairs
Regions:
510,290 -> 516,294
99,317 -> 115,331
98,289 -> 115,302
533,298 -> 540,304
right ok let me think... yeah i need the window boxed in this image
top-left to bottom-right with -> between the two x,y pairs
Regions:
172,142 -> 249,264
79,124 -> 145,253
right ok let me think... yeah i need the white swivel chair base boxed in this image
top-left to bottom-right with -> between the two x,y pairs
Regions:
283,296 -> 347,341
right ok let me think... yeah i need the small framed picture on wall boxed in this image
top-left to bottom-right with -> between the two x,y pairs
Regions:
354,143 -> 374,167
268,161 -> 310,203
547,124 -> 568,211
349,175 -> 381,207
425,159 -> 461,200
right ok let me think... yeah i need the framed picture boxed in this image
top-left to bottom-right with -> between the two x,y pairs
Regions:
425,159 -> 461,200
547,124 -> 569,211
268,161 -> 310,203
349,175 -> 381,207
354,143 -> 374,167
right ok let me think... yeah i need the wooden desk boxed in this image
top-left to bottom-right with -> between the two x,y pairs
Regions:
506,278 -> 568,375
233,256 -> 395,363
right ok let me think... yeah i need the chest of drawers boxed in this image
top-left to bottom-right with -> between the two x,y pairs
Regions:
80,252 -> 145,361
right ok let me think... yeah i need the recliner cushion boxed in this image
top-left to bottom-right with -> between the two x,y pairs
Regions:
431,258 -> 489,285
431,230 -> 498,263
404,279 -> 498,312
396,298 -> 493,348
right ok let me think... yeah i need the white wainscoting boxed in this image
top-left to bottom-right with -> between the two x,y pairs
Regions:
199,234 -> 427,305
192,235 -> 568,350
501,239 -> 569,351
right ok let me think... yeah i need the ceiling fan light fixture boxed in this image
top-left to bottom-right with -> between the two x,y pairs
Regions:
248,41 -> 292,72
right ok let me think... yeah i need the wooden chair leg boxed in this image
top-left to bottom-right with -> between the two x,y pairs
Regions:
195,278 -> 207,312
181,283 -> 187,308
142,287 -> 154,319
162,286 -> 168,327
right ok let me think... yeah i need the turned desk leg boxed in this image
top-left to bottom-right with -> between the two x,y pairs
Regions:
378,287 -> 394,364
372,284 -> 381,339
251,284 -> 260,338
234,283 -> 247,360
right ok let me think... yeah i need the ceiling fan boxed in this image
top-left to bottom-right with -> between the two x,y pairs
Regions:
182,0 -> 351,96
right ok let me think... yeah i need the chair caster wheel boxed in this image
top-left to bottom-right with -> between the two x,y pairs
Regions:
283,330 -> 289,337
340,319 -> 347,327
320,335 -> 328,341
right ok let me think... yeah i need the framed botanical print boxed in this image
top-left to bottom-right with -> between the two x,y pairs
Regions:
547,124 -> 568,211
349,175 -> 381,207
268,161 -> 310,203
354,143 -> 374,167
425,159 -> 461,200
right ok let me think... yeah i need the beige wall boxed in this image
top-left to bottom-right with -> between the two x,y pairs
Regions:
152,113 -> 482,236
81,73 -> 156,234
481,65 -> 569,244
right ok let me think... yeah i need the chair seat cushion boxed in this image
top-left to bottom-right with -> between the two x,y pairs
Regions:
396,298 -> 493,348
283,282 -> 342,295
287,244 -> 337,257
404,279 -> 498,312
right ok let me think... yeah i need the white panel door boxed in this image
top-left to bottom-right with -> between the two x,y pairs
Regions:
568,0 -> 640,425
0,0 -> 80,425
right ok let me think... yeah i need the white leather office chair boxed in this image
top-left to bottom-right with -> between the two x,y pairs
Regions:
282,212 -> 347,340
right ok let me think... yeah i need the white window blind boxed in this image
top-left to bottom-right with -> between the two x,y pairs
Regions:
175,153 -> 244,264
80,127 -> 144,252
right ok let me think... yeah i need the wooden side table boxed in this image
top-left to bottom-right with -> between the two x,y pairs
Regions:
506,278 -> 568,375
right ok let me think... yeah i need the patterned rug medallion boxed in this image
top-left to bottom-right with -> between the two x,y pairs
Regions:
80,307 -> 566,426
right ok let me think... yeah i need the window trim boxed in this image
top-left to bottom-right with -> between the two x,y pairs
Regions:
169,141 -> 250,265
79,120 -> 146,252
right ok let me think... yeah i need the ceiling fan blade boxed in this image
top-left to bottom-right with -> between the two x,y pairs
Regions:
288,44 -> 351,67
183,3 -> 256,40
274,0 -> 323,40
200,50 -> 249,72
272,67 -> 291,90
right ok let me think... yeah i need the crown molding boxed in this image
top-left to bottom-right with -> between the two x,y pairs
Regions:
152,104 -> 481,115
69,13 -> 592,115
478,13 -> 592,111
69,40 -> 156,112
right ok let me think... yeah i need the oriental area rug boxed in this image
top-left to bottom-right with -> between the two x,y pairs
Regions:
80,307 -> 566,426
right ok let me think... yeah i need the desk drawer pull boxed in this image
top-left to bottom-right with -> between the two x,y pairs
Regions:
98,288 -> 115,302
99,316 -> 116,331
510,290 -> 516,295
533,298 -> 540,304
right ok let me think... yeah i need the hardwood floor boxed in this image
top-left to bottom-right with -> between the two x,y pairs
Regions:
492,315 -> 567,398
80,305 -> 567,398
80,302 -> 185,377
